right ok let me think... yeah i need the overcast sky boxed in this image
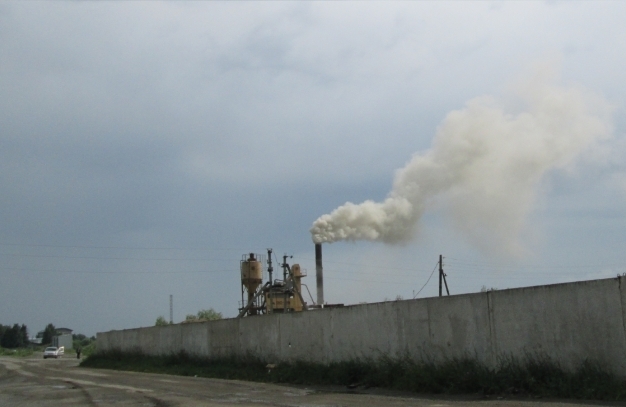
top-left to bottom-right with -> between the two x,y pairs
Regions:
1,1 -> 626,337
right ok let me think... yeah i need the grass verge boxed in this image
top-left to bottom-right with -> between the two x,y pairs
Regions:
0,347 -> 36,357
80,350 -> 626,401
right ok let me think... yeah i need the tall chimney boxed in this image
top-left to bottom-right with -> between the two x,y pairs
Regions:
315,243 -> 324,305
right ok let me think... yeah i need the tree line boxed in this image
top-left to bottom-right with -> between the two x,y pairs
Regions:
0,324 -> 28,348
0,322 -> 95,349
0,322 -> 57,348
155,308 -> 222,326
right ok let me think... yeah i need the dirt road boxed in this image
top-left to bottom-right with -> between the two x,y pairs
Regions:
0,355 -> 617,407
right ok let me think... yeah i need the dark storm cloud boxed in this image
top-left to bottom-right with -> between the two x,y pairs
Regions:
0,1 -> 625,336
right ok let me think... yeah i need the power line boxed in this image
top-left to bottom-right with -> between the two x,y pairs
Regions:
413,262 -> 439,299
325,276 -> 412,285
295,256 -> 430,273
0,242 -> 247,251
0,253 -> 236,261
445,258 -> 622,270
4,242 -> 620,274
0,267 -> 233,274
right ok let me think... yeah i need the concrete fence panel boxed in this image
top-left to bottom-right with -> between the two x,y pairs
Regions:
237,313 -> 281,360
276,310 -> 330,362
490,278 -> 626,374
207,318 -> 239,358
181,323 -> 210,356
96,277 -> 626,375
406,293 -> 493,364
327,302 -> 401,361
156,324 -> 182,355
137,326 -> 159,354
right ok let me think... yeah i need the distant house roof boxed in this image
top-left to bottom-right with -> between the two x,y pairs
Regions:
56,328 -> 73,334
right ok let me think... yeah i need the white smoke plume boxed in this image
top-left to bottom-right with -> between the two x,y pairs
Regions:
310,69 -> 613,255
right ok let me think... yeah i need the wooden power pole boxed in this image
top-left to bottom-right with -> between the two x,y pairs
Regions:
438,255 -> 450,297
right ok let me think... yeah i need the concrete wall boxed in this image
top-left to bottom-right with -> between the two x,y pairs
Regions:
97,277 -> 626,375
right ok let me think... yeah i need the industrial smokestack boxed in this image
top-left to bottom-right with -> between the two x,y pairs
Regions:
315,243 -> 324,305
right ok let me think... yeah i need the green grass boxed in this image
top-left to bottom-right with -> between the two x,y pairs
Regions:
0,346 -> 37,357
0,343 -> 95,359
80,341 -> 97,357
80,350 -> 626,401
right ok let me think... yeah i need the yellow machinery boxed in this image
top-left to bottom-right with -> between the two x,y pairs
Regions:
240,253 -> 264,315
238,249 -> 310,317
266,264 -> 306,313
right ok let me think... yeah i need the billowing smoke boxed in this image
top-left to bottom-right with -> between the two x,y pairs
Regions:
310,70 -> 613,255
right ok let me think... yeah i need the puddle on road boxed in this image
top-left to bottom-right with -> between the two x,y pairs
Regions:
48,376 -> 153,393
71,370 -> 109,377
284,390 -> 315,397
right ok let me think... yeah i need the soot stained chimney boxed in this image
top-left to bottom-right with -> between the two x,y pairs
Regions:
315,243 -> 324,306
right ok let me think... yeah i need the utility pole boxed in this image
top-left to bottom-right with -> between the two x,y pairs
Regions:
439,255 -> 443,297
438,255 -> 450,297
169,294 -> 173,324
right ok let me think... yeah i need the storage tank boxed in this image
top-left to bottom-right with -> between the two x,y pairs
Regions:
241,253 -> 263,314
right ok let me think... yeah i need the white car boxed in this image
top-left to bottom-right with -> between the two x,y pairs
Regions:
43,346 -> 64,359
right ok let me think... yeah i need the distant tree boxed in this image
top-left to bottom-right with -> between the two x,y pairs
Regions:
0,325 -> 7,345
185,308 -> 222,322
155,316 -> 169,326
41,323 -> 57,345
0,325 -> 17,348
0,324 -> 28,348
480,285 -> 498,292
19,324 -> 28,347
72,333 -> 95,349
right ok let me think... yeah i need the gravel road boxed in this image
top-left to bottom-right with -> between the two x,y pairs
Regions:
0,355 -> 619,407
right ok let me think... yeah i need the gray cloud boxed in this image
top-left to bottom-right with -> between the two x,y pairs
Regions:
0,1 -> 625,336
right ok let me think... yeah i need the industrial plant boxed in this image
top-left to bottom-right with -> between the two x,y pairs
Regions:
97,226 -> 626,380
237,244 -> 330,317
